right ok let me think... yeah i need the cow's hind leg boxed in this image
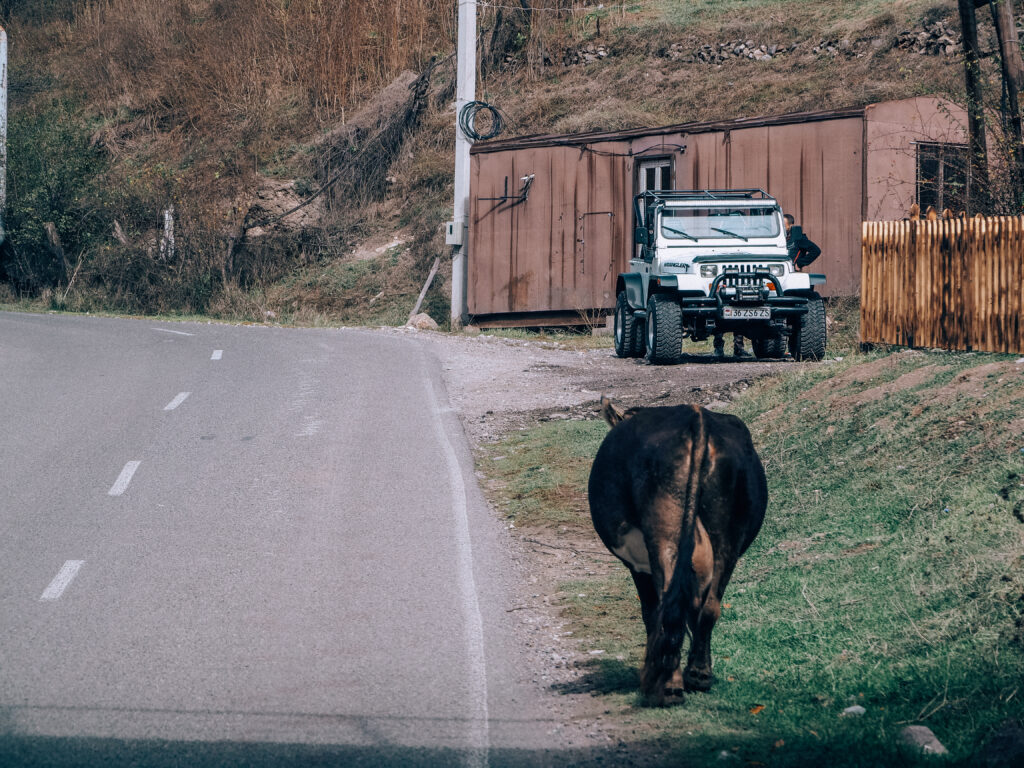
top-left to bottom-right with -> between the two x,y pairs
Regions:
630,569 -> 684,699
683,519 -> 719,692
683,592 -> 720,692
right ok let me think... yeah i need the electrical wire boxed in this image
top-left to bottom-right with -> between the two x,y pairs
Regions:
544,140 -> 688,157
459,100 -> 506,140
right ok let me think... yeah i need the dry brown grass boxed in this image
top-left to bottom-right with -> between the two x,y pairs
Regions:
70,0 -> 453,130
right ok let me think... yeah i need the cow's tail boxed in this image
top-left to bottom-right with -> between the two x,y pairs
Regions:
641,407 -> 707,704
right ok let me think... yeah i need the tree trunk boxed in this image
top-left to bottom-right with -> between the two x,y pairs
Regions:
989,0 -> 1024,202
959,0 -> 990,210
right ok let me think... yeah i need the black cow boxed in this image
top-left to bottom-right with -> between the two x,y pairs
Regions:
588,397 -> 767,705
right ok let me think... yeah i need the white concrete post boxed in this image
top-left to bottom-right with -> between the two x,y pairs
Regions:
451,0 -> 476,328
159,205 -> 175,261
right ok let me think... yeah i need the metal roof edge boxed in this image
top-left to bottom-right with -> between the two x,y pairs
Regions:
470,104 -> 868,155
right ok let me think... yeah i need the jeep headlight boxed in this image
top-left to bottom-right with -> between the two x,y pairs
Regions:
768,264 -> 785,277
700,264 -> 718,277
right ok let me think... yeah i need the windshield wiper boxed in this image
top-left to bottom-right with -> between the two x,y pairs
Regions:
663,225 -> 697,241
710,227 -> 748,241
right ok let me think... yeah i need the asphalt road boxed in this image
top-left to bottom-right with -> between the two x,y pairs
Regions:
0,312 -> 576,767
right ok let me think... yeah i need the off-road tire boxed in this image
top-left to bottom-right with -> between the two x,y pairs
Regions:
752,334 -> 787,359
614,291 -> 644,358
645,294 -> 683,364
790,293 -> 827,361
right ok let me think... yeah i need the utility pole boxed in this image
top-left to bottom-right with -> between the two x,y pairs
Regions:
446,0 -> 476,329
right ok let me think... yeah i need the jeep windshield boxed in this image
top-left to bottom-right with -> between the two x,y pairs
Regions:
660,206 -> 780,240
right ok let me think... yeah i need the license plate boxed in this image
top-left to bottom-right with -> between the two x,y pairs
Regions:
721,305 -> 770,319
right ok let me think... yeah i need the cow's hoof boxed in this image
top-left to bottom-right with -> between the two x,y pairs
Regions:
683,667 -> 713,692
663,687 -> 685,705
667,671 -> 684,700
642,688 -> 684,707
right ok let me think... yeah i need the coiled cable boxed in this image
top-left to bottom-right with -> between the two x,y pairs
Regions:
458,100 -> 505,141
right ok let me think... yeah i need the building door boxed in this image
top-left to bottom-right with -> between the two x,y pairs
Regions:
635,158 -> 673,259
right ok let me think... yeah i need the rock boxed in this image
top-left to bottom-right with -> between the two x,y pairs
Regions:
900,725 -> 948,756
407,312 -> 439,331
264,310 -> 277,320
842,705 -> 867,716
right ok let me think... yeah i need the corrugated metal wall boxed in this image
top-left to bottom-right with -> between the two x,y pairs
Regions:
468,143 -> 631,315
679,119 -> 864,296
467,98 -> 963,321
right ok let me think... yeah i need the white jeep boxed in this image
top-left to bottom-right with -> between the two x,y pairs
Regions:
614,189 -> 827,363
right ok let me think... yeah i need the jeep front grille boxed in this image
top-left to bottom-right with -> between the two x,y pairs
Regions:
719,265 -> 768,288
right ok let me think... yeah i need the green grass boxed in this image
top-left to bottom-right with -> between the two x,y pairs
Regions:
480,344 -> 1024,765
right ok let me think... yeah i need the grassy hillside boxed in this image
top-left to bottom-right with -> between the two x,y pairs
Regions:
479,331 -> 1024,765
0,1 -> 983,323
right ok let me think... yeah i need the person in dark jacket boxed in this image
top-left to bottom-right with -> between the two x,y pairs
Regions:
784,214 -> 821,270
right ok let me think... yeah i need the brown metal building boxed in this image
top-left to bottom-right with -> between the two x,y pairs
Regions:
466,96 -> 968,326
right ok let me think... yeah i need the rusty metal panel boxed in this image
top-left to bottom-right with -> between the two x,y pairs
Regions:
763,118 -> 865,297
865,97 -> 969,221
571,148 -> 629,312
726,126 -> 770,189
468,143 -> 632,316
677,119 -> 864,295
685,132 -> 729,189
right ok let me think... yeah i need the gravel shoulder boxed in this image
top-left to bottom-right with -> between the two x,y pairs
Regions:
397,327 -> 793,761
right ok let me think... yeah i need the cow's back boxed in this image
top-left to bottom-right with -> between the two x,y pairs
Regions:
588,404 -> 766,557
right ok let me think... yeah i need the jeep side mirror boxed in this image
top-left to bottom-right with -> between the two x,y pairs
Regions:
634,227 -> 649,246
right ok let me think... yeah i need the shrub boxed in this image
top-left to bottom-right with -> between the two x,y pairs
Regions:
1,99 -> 108,291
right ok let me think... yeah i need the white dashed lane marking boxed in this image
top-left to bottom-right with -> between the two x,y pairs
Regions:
152,328 -> 194,336
40,560 -> 84,601
108,461 -> 141,496
163,392 -> 191,411
211,350 -> 223,360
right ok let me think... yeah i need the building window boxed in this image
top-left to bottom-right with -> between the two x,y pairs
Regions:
638,158 -> 673,193
916,142 -> 970,213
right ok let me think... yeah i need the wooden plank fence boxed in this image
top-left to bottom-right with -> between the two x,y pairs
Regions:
861,216 -> 1024,354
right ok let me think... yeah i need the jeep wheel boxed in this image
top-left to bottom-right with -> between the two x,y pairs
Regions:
790,293 -> 827,361
614,292 -> 644,358
752,334 -> 787,359
644,294 -> 682,364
